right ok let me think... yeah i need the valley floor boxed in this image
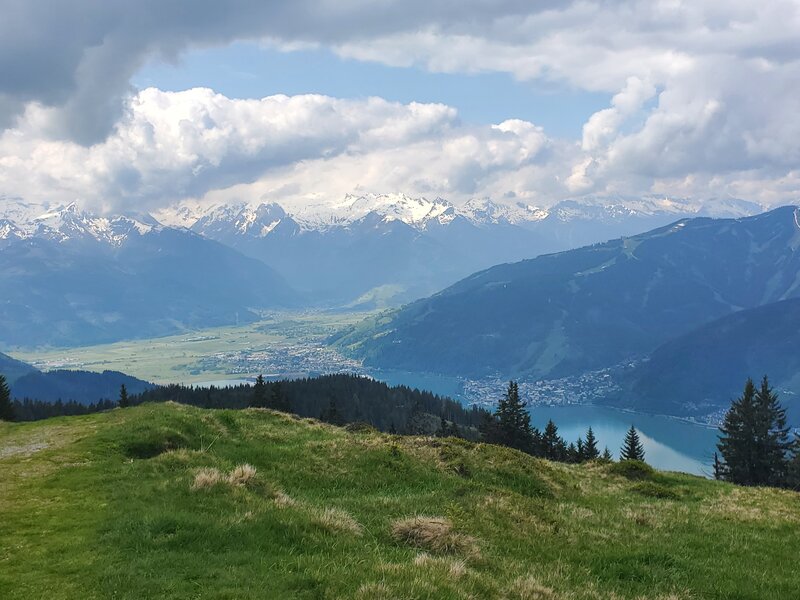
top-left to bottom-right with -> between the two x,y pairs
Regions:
1,403 -> 798,599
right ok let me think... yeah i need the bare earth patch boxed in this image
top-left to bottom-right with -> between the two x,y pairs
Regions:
0,441 -> 49,459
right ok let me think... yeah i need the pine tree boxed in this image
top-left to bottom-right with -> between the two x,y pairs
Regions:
752,375 -> 791,486
542,420 -> 564,461
717,378 -> 757,484
0,374 -> 14,421
620,425 -> 645,462
584,427 -> 600,460
267,381 -> 291,412
320,398 -> 345,426
575,438 -> 585,462
601,446 -> 613,462
251,374 -> 267,408
567,442 -> 580,463
118,384 -> 129,409
717,376 -> 791,487
436,415 -> 450,438
486,381 -> 534,453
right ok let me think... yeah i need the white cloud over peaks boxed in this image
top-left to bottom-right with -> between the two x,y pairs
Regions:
0,88 -> 553,212
1,1 -> 800,208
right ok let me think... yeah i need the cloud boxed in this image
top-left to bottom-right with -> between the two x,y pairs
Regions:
0,0 -> 540,143
1,1 -> 799,208
0,87 -> 552,212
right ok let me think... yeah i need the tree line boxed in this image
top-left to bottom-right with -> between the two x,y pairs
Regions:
4,370 -> 798,489
479,381 -> 645,464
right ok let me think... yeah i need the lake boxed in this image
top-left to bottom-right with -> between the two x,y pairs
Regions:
528,405 -> 718,477
372,370 -> 719,477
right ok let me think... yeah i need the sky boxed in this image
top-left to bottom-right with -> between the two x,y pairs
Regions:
1,1 -> 799,214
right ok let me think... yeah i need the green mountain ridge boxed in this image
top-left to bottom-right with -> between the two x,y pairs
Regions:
1,403 -> 798,599
334,206 -> 800,381
604,297 -> 800,423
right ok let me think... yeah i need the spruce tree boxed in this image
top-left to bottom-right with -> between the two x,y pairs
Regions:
717,378 -> 757,484
567,442 -> 579,463
251,374 -> 267,408
487,381 -> 534,453
436,415 -> 450,437
118,384 -> 129,409
267,381 -> 290,412
752,375 -> 791,486
575,438 -> 585,462
542,420 -> 564,461
0,374 -> 14,421
719,376 -> 791,487
601,446 -> 613,462
584,427 -> 600,460
620,425 -> 645,462
320,398 -> 345,426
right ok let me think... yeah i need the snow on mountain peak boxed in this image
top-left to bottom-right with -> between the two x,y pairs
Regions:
0,199 -> 161,245
461,197 -> 548,225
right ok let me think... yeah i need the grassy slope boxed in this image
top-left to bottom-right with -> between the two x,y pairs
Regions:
1,404 -> 798,600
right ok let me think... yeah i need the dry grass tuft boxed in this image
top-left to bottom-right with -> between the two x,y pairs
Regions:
505,575 -> 559,599
314,507 -> 364,536
227,463 -> 257,486
391,516 -> 479,558
355,582 -> 396,600
412,553 -> 467,579
191,467 -> 224,490
273,491 -> 297,508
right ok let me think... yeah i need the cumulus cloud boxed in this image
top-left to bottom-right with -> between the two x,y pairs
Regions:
1,1 -> 800,208
0,88 -> 553,212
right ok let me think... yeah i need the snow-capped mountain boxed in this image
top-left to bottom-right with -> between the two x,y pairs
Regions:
156,193 -> 761,306
0,200 -> 159,245
0,193 -> 767,325
0,199 -> 297,347
161,193 -> 763,235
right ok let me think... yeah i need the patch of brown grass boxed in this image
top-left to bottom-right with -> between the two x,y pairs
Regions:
390,516 -> 479,558
355,582 -> 398,600
505,575 -> 559,599
314,507 -> 364,536
227,463 -> 257,486
191,467 -> 224,490
273,491 -> 297,508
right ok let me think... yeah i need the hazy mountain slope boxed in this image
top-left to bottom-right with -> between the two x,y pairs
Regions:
0,209 -> 298,347
11,369 -> 154,403
334,206 -> 800,379
604,298 -> 800,422
185,195 -> 763,305
1,403 -> 797,599
0,352 -> 36,384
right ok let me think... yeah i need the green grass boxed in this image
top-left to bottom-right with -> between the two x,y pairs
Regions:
1,403 -> 798,599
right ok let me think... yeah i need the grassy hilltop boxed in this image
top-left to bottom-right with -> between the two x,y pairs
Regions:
1,403 -> 798,599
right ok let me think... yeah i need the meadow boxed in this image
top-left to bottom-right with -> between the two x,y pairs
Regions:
1,402 -> 798,599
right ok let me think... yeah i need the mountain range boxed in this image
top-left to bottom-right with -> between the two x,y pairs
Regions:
0,201 -> 296,347
176,194 -> 763,304
0,194 -> 765,347
334,206 -> 800,389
